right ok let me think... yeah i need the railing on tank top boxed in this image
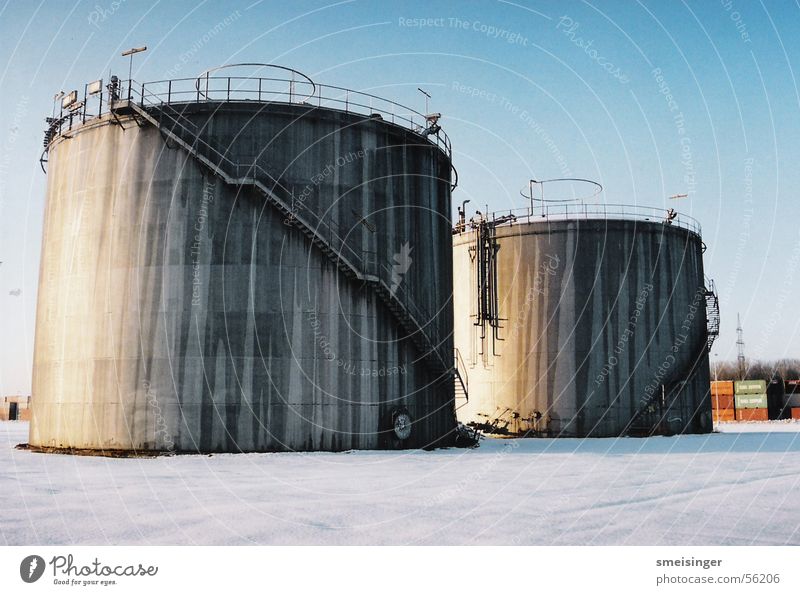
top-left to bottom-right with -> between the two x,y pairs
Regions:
467,203 -> 702,236
45,75 -> 452,159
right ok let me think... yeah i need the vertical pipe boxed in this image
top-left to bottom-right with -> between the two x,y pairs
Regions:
542,183 -> 546,217
529,180 -> 534,217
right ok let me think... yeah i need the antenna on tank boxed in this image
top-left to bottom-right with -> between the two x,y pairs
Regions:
121,46 -> 147,99
417,87 -> 431,115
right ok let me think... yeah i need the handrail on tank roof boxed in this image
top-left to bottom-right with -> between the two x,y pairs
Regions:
41,72 -> 452,160
471,203 -> 702,235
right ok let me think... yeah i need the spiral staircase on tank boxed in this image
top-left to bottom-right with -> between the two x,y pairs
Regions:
704,277 -> 720,352
108,86 -> 467,410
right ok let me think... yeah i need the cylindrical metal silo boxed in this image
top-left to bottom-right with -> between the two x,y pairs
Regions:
30,69 -> 456,453
453,207 -> 714,437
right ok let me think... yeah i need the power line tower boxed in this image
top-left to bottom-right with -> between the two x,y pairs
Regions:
736,312 -> 746,380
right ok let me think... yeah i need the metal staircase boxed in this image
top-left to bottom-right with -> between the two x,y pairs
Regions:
454,348 -> 469,409
704,277 -> 720,352
114,97 -> 457,387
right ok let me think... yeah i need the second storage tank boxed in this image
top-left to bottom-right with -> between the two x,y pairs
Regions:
453,205 -> 715,437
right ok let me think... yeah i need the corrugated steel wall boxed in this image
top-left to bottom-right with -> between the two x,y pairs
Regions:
29,102 -> 456,453
453,218 -> 712,437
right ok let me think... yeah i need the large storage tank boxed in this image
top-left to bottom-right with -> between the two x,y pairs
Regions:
453,206 -> 715,437
30,67 -> 457,453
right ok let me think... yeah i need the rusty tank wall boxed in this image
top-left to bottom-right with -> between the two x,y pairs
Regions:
453,218 -> 712,437
30,101 -> 455,453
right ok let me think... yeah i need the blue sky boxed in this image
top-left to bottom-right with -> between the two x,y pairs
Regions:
1,0 -> 799,393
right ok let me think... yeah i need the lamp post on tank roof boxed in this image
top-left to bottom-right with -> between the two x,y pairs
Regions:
52,91 -> 64,117
121,46 -> 147,99
417,87 -> 431,116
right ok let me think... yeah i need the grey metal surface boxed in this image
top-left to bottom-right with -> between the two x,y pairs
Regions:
453,217 -> 712,437
30,100 -> 456,452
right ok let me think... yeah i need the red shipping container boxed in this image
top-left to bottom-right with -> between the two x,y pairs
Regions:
713,409 -> 735,422
791,408 -> 800,420
735,408 -> 769,421
711,381 -> 734,396
711,394 -> 734,410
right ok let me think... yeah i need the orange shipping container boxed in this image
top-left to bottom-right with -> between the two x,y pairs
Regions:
735,408 -> 769,421
713,409 -> 735,422
791,408 -> 800,420
710,394 -> 734,410
711,381 -> 734,396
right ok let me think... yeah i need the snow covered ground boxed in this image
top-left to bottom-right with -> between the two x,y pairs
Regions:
2,420 -> 799,545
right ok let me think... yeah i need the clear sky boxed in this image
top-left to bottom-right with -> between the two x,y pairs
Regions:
1,0 -> 799,394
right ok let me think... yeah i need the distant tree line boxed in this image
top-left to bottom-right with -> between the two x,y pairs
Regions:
712,359 -> 800,382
